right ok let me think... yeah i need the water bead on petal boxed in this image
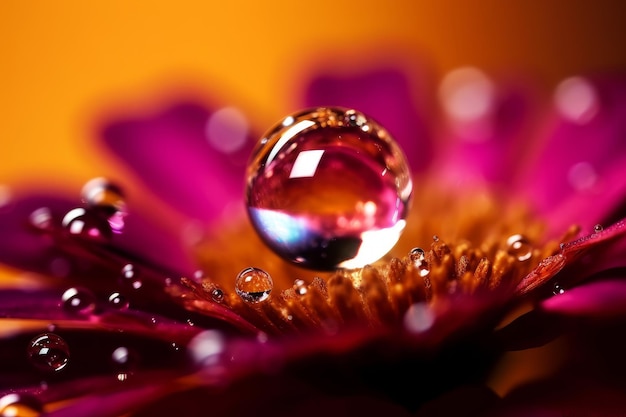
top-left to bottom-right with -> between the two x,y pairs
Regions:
62,207 -> 113,240
81,177 -> 128,234
120,263 -> 143,290
108,292 -> 130,310
61,287 -> 96,315
27,333 -> 70,372
506,234 -> 533,262
235,267 -> 273,304
245,107 -> 413,270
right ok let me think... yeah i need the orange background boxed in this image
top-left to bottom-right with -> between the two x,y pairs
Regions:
2,1 -> 626,192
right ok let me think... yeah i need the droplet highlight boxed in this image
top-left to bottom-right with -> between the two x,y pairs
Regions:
235,267 -> 273,303
245,107 -> 413,270
120,264 -> 142,290
506,234 -> 533,261
108,292 -> 129,310
62,207 -> 112,240
593,224 -> 603,233
293,279 -> 308,296
553,283 -> 566,295
61,287 -> 96,315
27,333 -> 70,372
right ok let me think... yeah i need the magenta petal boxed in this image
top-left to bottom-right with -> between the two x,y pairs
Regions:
99,101 -> 256,224
304,68 -> 433,173
519,75 -> 626,223
541,279 -> 626,317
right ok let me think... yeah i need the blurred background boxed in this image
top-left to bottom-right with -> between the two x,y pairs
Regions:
2,0 -> 626,193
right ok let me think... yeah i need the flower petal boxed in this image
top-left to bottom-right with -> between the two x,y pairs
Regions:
99,101 -> 256,224
304,67 -> 433,173
541,278 -> 626,317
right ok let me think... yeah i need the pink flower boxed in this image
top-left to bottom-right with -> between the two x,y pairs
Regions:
1,58 -> 626,416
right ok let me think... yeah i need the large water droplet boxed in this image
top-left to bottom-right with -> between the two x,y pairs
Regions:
81,178 -> 127,234
235,267 -> 273,303
245,107 -> 413,270
62,207 -> 112,240
27,333 -> 70,372
0,393 -> 43,417
506,234 -> 533,261
61,287 -> 96,315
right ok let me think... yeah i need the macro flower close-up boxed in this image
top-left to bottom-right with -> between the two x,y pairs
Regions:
3,2 -> 626,416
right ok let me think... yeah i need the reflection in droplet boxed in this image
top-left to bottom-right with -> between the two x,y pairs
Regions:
211,287 -> 225,302
81,177 -> 128,234
409,248 -> 430,277
506,234 -> 533,261
27,333 -> 70,372
108,292 -> 129,310
593,224 -> 603,233
553,283 -> 566,295
235,267 -> 273,303
245,107 -> 412,270
61,287 -> 96,315
0,393 -> 43,417
403,302 -> 435,333
293,279 -> 308,296
554,76 -> 599,124
62,207 -> 112,240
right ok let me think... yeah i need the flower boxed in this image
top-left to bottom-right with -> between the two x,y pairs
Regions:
1,57 -> 626,416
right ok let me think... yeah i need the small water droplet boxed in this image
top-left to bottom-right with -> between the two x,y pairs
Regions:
61,287 -> 96,315
28,333 -> 70,372
29,207 -> 54,231
245,107 -> 413,270
171,342 -> 180,351
187,319 -> 195,327
553,283 -> 566,295
111,346 -> 138,373
293,279 -> 308,296
506,234 -> 533,261
0,393 -> 43,417
433,235 -> 439,242
211,287 -> 225,302
81,177 -> 127,234
593,224 -> 603,233
409,248 -> 430,277
61,207 -> 112,240
235,267 -> 273,303
120,264 -> 142,290
108,292 -> 129,310
47,323 -> 56,332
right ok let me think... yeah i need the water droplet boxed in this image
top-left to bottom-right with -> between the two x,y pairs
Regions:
432,235 -> 440,242
506,234 -> 533,261
111,346 -> 138,371
409,248 -> 430,277
188,330 -> 225,366
61,207 -> 112,240
245,107 -> 413,270
61,287 -> 96,315
0,393 -> 42,417
293,279 -> 308,296
108,292 -> 129,310
81,178 -> 127,234
120,264 -> 142,290
29,207 -> 54,231
553,283 -> 566,295
27,333 -> 70,372
593,224 -> 603,233
235,267 -> 273,303
187,319 -> 195,327
403,302 -> 435,333
211,287 -> 225,302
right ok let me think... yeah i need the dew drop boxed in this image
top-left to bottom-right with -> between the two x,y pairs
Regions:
81,177 -> 127,234
27,333 -> 70,372
593,224 -> 603,233
61,287 -> 96,315
409,248 -> 430,277
111,346 -> 138,373
120,264 -> 142,290
553,283 -> 566,295
108,292 -> 129,310
235,267 -> 273,303
506,234 -> 533,261
61,207 -> 112,240
0,393 -> 43,417
245,107 -> 413,270
211,287 -> 225,302
293,279 -> 308,296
